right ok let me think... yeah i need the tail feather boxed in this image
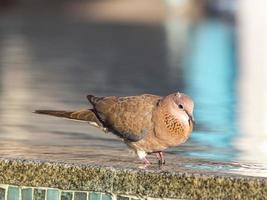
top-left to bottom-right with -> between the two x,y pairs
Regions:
34,109 -> 104,128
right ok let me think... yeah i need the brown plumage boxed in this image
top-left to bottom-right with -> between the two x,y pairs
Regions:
35,92 -> 194,165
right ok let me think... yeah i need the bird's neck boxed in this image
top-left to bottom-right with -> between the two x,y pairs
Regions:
163,112 -> 186,136
153,106 -> 191,147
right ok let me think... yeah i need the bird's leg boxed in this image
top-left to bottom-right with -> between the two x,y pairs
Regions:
156,151 -> 165,165
142,157 -> 150,165
156,152 -> 161,160
137,150 -> 150,165
159,152 -> 166,165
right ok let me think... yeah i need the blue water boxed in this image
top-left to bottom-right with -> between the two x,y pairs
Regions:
182,20 -> 238,161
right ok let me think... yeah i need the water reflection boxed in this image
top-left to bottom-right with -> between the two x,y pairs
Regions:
184,20 -> 237,161
0,32 -> 34,140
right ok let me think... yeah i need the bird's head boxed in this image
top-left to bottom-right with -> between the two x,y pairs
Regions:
161,92 -> 195,127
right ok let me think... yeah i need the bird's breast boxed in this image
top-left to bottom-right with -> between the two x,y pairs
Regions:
156,112 -> 191,147
164,113 -> 186,136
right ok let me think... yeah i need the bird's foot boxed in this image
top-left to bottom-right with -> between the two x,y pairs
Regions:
142,157 -> 150,165
138,157 -> 150,169
158,159 -> 166,165
137,150 -> 150,165
156,152 -> 165,165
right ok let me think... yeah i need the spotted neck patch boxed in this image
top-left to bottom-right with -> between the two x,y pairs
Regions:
164,113 -> 185,136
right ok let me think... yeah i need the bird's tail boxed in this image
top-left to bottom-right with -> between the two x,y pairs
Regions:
34,109 -> 104,128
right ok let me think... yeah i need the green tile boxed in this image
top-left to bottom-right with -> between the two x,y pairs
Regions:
33,189 -> 46,200
47,189 -> 59,200
7,186 -> 19,200
102,193 -> 112,200
61,192 -> 73,200
117,196 -> 129,200
0,188 -> 5,200
89,192 -> 101,200
74,192 -> 87,200
22,188 -> 32,200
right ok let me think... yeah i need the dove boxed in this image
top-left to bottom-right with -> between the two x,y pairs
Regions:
35,92 -> 194,165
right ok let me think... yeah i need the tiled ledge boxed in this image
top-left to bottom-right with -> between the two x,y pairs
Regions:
0,184 -> 139,200
0,158 -> 266,200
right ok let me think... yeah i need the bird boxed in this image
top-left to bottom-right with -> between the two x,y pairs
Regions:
35,92 -> 194,165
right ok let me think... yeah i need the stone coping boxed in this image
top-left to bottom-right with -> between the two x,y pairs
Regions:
0,158 -> 266,199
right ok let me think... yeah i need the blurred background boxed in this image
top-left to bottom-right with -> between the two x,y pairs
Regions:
0,0 -> 267,174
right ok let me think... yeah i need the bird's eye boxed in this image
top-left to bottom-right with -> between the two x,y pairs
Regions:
178,104 -> 184,109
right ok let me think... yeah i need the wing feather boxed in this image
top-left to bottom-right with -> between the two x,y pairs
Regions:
90,94 -> 161,142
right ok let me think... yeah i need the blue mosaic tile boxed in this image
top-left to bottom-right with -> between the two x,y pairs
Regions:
89,192 -> 101,200
33,188 -> 46,200
0,188 -> 5,200
7,186 -> 19,200
22,188 -> 32,200
61,192 -> 73,200
74,192 -> 87,200
102,193 -> 112,200
47,189 -> 59,200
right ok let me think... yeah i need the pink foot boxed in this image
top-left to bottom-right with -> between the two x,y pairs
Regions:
142,157 -> 150,165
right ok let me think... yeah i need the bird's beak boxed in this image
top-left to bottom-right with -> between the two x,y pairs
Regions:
185,110 -> 195,125
190,114 -> 195,125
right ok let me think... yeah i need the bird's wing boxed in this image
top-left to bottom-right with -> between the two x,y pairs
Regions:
87,94 -> 162,142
